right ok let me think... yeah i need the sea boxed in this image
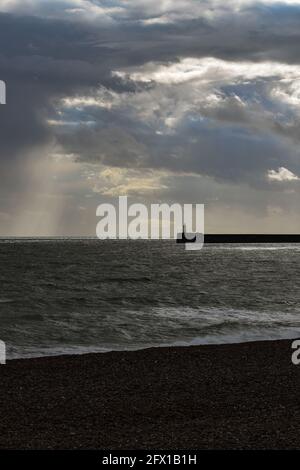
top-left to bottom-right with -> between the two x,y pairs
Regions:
0,239 -> 299,359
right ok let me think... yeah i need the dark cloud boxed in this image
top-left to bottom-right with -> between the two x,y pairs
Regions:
0,2 -> 300,154
1,1 -> 300,234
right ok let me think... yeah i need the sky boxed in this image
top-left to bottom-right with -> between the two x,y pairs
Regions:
1,0 -> 300,235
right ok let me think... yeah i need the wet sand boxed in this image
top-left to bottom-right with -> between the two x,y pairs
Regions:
0,339 -> 299,449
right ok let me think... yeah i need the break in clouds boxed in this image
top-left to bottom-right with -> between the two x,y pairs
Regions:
1,0 -> 300,235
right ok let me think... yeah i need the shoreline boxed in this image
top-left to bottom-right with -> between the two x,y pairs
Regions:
7,335 -> 300,362
0,338 -> 299,449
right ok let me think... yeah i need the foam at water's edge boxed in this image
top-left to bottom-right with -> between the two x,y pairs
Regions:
7,329 -> 300,360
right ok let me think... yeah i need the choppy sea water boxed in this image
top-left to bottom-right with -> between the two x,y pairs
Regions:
0,239 -> 299,359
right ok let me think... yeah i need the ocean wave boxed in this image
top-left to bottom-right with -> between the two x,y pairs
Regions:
211,245 -> 300,251
1,240 -> 300,360
4,304 -> 300,359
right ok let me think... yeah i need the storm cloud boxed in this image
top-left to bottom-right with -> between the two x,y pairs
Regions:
1,0 -> 300,234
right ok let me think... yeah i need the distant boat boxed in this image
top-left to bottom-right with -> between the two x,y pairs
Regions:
176,225 -> 197,244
